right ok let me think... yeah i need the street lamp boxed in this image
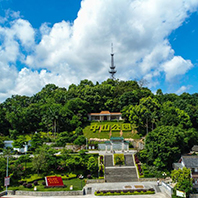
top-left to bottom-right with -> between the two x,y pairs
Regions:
5,156 -> 9,195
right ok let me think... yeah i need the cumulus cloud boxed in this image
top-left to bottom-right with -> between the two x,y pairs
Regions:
176,85 -> 192,95
162,56 -> 193,81
0,0 -> 198,101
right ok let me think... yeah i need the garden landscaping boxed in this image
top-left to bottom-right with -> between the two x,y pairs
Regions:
83,121 -> 141,140
94,188 -> 155,196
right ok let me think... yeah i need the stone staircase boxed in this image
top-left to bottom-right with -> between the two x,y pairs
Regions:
104,154 -> 138,183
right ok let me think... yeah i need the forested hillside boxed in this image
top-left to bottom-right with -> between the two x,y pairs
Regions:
0,78 -> 198,138
1,78 -> 198,170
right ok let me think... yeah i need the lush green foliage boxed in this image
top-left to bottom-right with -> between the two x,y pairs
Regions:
114,154 -> 125,165
171,167 -> 193,195
1,79 -> 198,179
138,126 -> 198,170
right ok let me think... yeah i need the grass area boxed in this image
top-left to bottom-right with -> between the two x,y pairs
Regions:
83,125 -> 110,139
7,178 -> 85,191
111,132 -> 121,137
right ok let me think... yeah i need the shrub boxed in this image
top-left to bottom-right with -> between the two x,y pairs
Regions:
87,174 -> 92,179
26,183 -> 32,188
19,181 -> 24,185
42,181 -> 46,186
23,182 -> 27,187
33,181 -> 38,186
114,154 -> 124,165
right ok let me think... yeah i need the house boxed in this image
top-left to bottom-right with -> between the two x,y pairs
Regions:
191,145 -> 198,154
173,155 -> 198,185
88,111 -> 122,121
4,140 -> 30,153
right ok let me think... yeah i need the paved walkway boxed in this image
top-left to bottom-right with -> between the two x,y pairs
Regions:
2,181 -> 170,198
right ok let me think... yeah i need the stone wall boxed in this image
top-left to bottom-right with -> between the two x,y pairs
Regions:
0,190 -> 83,196
0,190 -> 15,196
15,190 -> 83,196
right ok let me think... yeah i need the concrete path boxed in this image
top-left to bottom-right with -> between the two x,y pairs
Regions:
2,194 -> 169,198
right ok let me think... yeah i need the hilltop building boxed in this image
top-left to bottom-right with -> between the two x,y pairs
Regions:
88,111 -> 122,121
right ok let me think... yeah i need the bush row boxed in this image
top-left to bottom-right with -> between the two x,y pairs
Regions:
94,188 -> 155,196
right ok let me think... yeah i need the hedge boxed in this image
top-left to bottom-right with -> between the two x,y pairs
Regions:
94,188 -> 155,196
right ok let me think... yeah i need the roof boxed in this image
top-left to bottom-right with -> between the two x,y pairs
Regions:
89,111 -> 122,115
4,140 -> 14,143
110,137 -> 124,141
173,163 -> 184,170
192,145 -> 198,152
182,155 -> 198,168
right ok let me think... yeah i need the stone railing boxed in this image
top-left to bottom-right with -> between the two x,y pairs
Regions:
161,181 -> 173,197
138,178 -> 158,182
86,179 -> 105,184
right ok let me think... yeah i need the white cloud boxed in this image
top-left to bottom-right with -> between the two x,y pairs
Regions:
0,0 -> 198,101
176,85 -> 192,95
162,56 -> 193,81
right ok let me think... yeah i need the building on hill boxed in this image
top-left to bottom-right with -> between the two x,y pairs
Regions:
88,111 -> 122,121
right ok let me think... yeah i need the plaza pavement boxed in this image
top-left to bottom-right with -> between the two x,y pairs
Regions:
2,181 -> 171,198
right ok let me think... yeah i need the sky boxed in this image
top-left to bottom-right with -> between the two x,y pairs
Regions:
0,0 -> 198,102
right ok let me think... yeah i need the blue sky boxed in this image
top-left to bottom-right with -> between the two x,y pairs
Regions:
0,0 -> 198,101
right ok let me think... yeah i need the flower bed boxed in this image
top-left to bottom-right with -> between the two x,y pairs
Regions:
94,188 -> 155,196
134,155 -> 143,177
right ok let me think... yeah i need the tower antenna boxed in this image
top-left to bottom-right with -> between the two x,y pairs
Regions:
109,43 -> 117,79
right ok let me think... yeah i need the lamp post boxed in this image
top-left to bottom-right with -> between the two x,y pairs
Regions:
86,138 -> 87,150
79,175 -> 84,189
5,156 -> 9,195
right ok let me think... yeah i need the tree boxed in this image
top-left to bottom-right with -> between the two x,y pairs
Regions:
142,126 -> 187,170
74,135 -> 86,146
13,135 -> 28,148
171,167 -> 193,196
30,133 -> 44,150
32,146 -> 57,174
0,157 -> 6,190
159,102 -> 192,129
87,156 -> 98,174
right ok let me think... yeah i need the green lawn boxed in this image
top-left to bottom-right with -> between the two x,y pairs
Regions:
7,178 -> 85,191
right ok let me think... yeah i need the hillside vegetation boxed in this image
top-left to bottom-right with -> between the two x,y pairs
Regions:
0,78 -> 198,171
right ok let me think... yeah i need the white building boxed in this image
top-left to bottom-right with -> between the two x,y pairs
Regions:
88,111 -> 122,121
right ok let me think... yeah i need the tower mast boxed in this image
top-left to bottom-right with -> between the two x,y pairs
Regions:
109,43 -> 117,79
